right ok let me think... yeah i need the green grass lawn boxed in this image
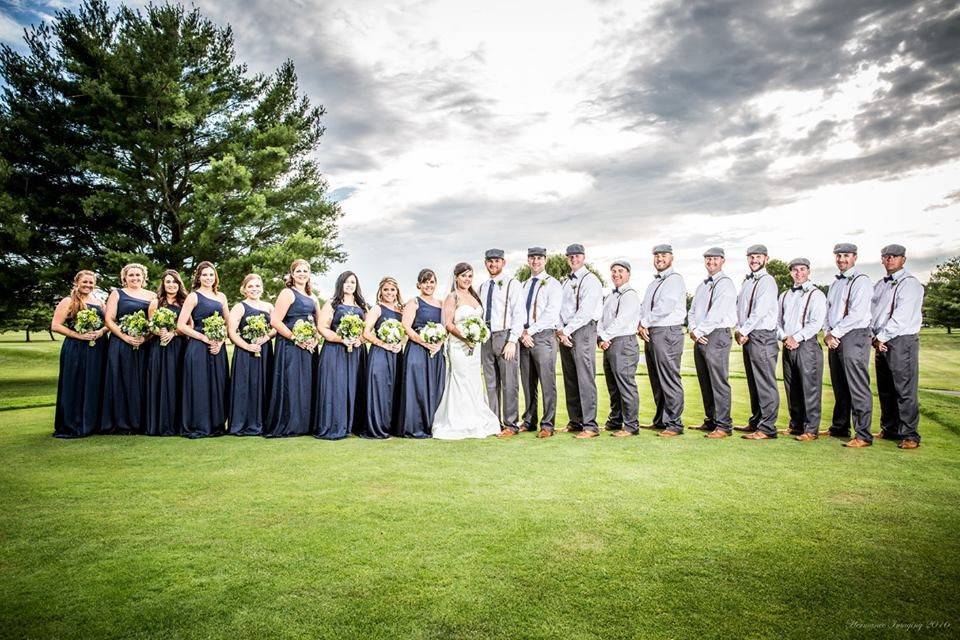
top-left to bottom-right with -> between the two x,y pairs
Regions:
1,330 -> 959,639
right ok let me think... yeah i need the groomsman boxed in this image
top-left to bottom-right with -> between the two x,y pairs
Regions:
734,245 -> 781,440
778,258 -> 827,441
824,243 -> 874,447
637,244 -> 687,436
871,244 -> 924,449
517,247 -> 563,438
688,248 -> 738,439
557,244 -> 603,438
599,260 -> 641,437
477,248 -> 525,436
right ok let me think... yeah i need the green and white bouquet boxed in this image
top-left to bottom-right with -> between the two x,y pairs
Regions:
202,313 -> 227,343
241,314 -> 271,358
376,318 -> 404,345
119,309 -> 150,349
291,318 -> 317,350
149,307 -> 178,346
74,308 -> 102,347
336,313 -> 366,352
458,316 -> 490,356
419,321 -> 447,358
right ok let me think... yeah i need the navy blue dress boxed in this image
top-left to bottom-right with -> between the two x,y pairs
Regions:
360,305 -> 403,439
144,303 -> 183,436
266,288 -> 317,437
101,289 -> 151,434
396,299 -> 446,438
229,302 -> 273,435
180,293 -> 228,438
314,303 -> 367,439
54,303 -> 107,438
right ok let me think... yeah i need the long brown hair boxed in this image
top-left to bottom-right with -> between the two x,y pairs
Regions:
156,269 -> 187,307
284,259 -> 312,295
376,277 -> 404,311
452,262 -> 482,305
191,261 -> 219,292
68,270 -> 97,320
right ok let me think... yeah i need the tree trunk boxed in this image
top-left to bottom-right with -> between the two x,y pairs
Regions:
949,327 -> 953,334
25,328 -> 31,342
48,330 -> 56,341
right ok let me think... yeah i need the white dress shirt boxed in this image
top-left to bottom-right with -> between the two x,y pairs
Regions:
777,282 -> 826,342
559,266 -> 603,337
598,283 -> 641,342
520,272 -> 562,335
825,267 -> 872,338
688,270 -> 737,339
639,267 -> 687,328
736,267 -> 779,334
478,275 -> 525,343
871,269 -> 924,342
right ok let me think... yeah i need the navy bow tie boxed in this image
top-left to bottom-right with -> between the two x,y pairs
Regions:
569,273 -> 578,280
704,276 -> 714,284
883,275 -> 894,282
654,274 -> 662,279
791,286 -> 803,292
835,274 -> 846,280
613,287 -> 621,294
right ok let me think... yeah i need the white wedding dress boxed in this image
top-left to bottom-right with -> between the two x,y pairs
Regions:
431,304 -> 501,440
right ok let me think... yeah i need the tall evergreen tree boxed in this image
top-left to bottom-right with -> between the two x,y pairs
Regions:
924,256 -> 960,334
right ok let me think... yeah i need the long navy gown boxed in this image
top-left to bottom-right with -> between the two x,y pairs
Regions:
266,288 -> 317,437
360,305 -> 403,439
180,293 -> 228,438
54,304 -> 108,438
229,303 -> 273,435
396,299 -> 446,438
101,289 -> 151,434
144,303 -> 183,436
314,303 -> 367,439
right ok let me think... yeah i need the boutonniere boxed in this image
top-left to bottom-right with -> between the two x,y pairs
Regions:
889,279 -> 898,288
496,280 -> 504,289
538,280 -> 546,290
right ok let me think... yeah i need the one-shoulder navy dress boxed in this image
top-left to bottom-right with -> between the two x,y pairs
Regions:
180,293 -> 228,438
266,288 -> 317,437
144,303 -> 183,436
396,299 -> 446,438
314,303 -> 367,439
54,303 -> 107,438
229,302 -> 273,435
101,289 -> 151,434
360,305 -> 403,439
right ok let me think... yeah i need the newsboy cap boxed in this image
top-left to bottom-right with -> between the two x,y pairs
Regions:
527,246 -> 547,257
565,243 -> 585,256
703,247 -> 725,258
484,248 -> 505,260
746,244 -> 768,256
833,243 -> 858,254
788,257 -> 811,269
881,244 -> 906,257
611,259 -> 631,272
652,243 -> 673,254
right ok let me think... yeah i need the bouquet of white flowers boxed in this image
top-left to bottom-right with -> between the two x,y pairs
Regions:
202,313 -> 227,343
241,314 -> 270,357
336,313 -> 366,353
376,318 -> 404,345
458,316 -> 490,356
74,308 -> 102,347
149,307 -> 178,346
119,310 -> 150,350
419,321 -> 447,358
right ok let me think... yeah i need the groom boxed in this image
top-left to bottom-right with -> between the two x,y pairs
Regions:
477,248 -> 525,436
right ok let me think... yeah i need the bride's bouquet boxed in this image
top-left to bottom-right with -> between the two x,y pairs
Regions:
458,316 -> 490,356
336,313 -> 366,353
291,318 -> 318,351
74,308 -> 102,347
376,318 -> 404,345
119,309 -> 150,349
241,314 -> 270,357
419,322 -> 447,358
202,313 -> 227,343
149,307 -> 178,346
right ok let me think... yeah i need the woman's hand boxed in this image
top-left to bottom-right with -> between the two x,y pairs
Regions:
246,342 -> 262,354
125,334 -> 145,348
427,342 -> 443,357
389,342 -> 402,354
159,332 -> 174,346
208,340 -> 223,355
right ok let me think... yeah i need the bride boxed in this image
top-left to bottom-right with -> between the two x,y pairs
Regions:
432,263 -> 501,440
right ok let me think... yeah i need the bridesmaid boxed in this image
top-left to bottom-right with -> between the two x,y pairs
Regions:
266,259 -> 319,437
177,261 -> 230,438
51,270 -> 109,438
227,274 -> 275,435
144,269 -> 187,436
396,268 -> 446,438
101,263 -> 156,434
314,271 -> 368,439
359,277 -> 405,439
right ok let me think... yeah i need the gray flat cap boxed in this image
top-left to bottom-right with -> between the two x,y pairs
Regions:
881,244 -> 906,256
565,243 -> 585,256
484,248 -> 505,260
611,259 -> 631,272
652,243 -> 673,254
833,243 -> 858,254
703,247 -> 725,258
788,257 -> 810,269
527,246 -> 547,257
746,244 -> 768,256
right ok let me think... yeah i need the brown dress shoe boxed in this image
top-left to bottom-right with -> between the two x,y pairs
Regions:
658,429 -> 682,437
497,428 -> 516,439
574,431 -> 599,439
610,430 -> 636,438
537,429 -> 554,439
795,433 -> 818,442
733,425 -> 757,433
898,439 -> 920,449
742,431 -> 773,440
844,438 -> 872,448
705,429 -> 728,439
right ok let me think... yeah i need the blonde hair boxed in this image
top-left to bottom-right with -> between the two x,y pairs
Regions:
120,263 -> 148,286
240,273 -> 264,296
284,259 -> 312,295
376,276 -> 404,310
68,270 -> 97,320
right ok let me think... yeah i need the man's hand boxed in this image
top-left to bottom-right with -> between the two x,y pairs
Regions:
558,333 -> 573,348
874,339 -> 888,353
599,340 -> 611,351
784,336 -> 799,350
520,331 -> 534,348
736,332 -> 749,346
825,333 -> 840,350
637,326 -> 650,342
502,342 -> 517,361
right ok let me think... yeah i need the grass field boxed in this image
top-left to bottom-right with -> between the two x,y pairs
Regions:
1,330 -> 959,639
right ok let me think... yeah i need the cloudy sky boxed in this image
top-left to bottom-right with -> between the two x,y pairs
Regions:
3,0 -> 959,295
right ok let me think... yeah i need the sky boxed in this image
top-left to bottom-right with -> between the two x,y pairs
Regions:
2,0 -> 959,297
